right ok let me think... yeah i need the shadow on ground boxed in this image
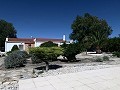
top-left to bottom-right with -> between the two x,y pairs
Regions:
35,64 -> 62,70
59,59 -> 81,63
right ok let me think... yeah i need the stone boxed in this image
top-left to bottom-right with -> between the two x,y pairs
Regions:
3,82 -> 10,85
5,84 -> 19,90
10,81 -> 18,84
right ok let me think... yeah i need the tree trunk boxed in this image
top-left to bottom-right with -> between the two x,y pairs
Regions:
96,46 -> 101,54
45,61 -> 49,72
85,49 -> 87,55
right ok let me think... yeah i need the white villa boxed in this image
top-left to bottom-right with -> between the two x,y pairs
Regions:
5,35 -> 66,52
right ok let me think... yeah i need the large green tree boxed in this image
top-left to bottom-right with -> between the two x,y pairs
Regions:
0,20 -> 17,51
70,13 -> 112,53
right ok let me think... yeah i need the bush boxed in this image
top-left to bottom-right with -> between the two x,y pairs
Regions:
113,52 -> 120,57
95,57 -> 103,62
29,47 -> 63,71
11,45 -> 19,51
63,43 -> 84,61
29,47 -> 64,64
40,41 -> 58,47
7,45 -> 19,55
31,54 -> 42,64
6,51 -> 12,55
103,56 -> 109,61
4,50 -> 29,68
102,37 -> 120,52
95,56 -> 109,62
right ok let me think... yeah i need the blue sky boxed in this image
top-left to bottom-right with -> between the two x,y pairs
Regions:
0,0 -> 120,40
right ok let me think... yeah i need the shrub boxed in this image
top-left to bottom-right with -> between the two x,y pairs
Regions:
63,43 -> 84,61
7,45 -> 19,55
11,45 -> 19,51
31,54 -> 42,64
4,50 -> 29,68
29,47 -> 64,63
112,52 -> 120,57
95,57 -> 103,62
103,56 -> 109,61
102,37 -> 120,52
40,41 -> 58,47
29,47 -> 63,71
6,51 -> 12,55
95,56 -> 109,62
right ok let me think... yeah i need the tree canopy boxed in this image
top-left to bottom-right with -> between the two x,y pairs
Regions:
29,47 -> 63,71
70,13 -> 112,53
0,20 -> 17,51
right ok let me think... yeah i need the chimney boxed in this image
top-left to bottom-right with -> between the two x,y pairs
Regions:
34,38 -> 36,42
6,38 -> 8,41
63,35 -> 66,41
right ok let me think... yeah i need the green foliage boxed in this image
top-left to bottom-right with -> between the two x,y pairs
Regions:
6,45 -> 19,55
70,13 -> 112,53
6,51 -> 13,55
112,52 -> 120,58
29,47 -> 64,64
63,43 -> 84,61
102,37 -> 120,52
0,20 -> 17,51
11,45 -> 19,51
30,53 -> 42,64
103,56 -> 109,61
95,56 -> 109,62
95,57 -> 103,62
60,42 -> 68,48
40,41 -> 58,47
4,50 -> 29,68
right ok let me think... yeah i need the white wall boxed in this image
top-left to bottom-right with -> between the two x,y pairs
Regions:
5,41 -> 64,52
35,42 -> 42,47
5,42 -> 25,52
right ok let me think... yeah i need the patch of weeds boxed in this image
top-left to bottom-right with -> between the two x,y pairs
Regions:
103,56 -> 109,61
95,57 -> 103,62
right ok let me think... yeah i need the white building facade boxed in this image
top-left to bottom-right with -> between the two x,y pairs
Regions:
5,36 -> 66,52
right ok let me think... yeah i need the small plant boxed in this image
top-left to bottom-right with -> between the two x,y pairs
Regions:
103,56 -> 109,61
112,51 -> 120,58
95,57 -> 103,62
4,50 -> 29,68
95,56 -> 109,62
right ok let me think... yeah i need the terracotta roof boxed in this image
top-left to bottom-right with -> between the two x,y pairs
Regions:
7,38 -> 64,43
36,38 -> 63,42
7,38 -> 35,44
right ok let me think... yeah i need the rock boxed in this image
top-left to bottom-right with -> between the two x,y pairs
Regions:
33,69 -> 43,75
3,82 -> 10,85
12,77 -> 19,81
32,73 -> 38,78
0,74 -> 5,77
5,84 -> 19,90
10,80 -> 18,84
0,81 -> 2,84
